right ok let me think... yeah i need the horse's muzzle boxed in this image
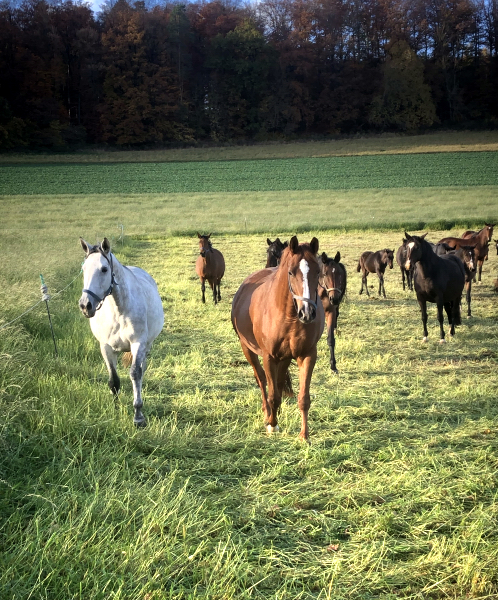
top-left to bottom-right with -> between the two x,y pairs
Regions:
79,297 -> 95,318
298,303 -> 316,324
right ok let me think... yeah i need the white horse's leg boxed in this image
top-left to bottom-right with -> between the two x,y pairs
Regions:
130,342 -> 147,426
101,343 -> 120,396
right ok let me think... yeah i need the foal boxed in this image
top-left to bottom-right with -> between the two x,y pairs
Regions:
318,252 -> 347,372
357,249 -> 394,297
396,239 -> 413,291
404,232 -> 465,342
195,233 -> 225,304
266,238 -> 288,267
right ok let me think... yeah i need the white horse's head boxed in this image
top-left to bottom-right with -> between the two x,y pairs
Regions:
79,237 -> 116,318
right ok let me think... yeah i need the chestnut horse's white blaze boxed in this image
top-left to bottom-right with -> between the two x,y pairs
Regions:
299,258 -> 310,300
79,237 -> 164,426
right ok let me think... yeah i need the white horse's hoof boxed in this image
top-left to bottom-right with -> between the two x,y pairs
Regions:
266,424 -> 279,433
439,338 -> 446,344
422,337 -> 428,343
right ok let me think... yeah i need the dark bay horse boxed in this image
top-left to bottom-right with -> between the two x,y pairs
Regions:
318,251 -> 347,373
231,236 -> 324,440
357,249 -> 394,297
433,243 -> 476,318
266,237 -> 288,267
195,233 -> 225,304
404,232 -> 465,342
439,223 -> 494,282
396,239 -> 413,291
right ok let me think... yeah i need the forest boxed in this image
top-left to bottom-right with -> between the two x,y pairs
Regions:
0,0 -> 497,149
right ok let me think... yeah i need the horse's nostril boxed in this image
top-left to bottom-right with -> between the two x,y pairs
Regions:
86,301 -> 92,311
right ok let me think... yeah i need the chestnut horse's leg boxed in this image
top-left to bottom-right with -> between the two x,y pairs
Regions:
418,298 -> 429,341
477,259 -> 483,282
296,349 -> 317,441
263,354 -> 283,432
200,277 -> 206,303
209,279 -> 217,304
239,342 -> 269,418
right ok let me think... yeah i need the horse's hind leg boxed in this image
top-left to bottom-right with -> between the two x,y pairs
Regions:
101,343 -> 120,396
209,280 -> 217,304
217,279 -> 222,302
401,268 -> 406,291
130,342 -> 147,427
466,280 -> 472,317
263,354 -> 284,432
239,342 -> 269,418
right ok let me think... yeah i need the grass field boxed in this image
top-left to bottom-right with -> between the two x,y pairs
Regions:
1,136 -> 498,599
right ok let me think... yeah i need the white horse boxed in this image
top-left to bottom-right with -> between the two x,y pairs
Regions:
79,237 -> 164,426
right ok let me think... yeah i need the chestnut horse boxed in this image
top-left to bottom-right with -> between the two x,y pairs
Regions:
357,249 -> 394,298
195,233 -> 225,304
439,223 -> 494,282
231,236 -> 324,440
266,237 -> 288,267
318,251 -> 347,373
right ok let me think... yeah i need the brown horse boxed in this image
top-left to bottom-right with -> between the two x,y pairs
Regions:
195,233 -> 225,304
396,239 -> 414,291
435,243 -> 476,318
266,237 -> 288,267
357,249 -> 394,298
439,223 -> 494,282
318,251 -> 347,373
231,236 -> 324,440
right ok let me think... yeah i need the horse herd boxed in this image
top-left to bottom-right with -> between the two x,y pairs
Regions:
78,224 -> 495,439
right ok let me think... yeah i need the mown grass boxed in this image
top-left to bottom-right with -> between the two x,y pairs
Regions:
1,130 -> 498,163
1,229 -> 498,599
1,152 -> 498,196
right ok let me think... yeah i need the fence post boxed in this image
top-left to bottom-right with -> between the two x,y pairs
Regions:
40,274 -> 58,357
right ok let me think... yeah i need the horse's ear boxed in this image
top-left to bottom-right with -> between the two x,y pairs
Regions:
282,241 -> 288,249
404,231 -> 413,241
334,251 -> 341,263
80,237 -> 92,255
310,237 -> 319,255
197,232 -> 201,238
321,252 -> 328,263
289,236 -> 299,254
101,237 -> 111,255
208,233 -> 212,238
267,238 -> 272,246
421,233 -> 428,240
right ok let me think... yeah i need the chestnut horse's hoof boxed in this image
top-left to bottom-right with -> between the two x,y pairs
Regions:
266,424 -> 279,433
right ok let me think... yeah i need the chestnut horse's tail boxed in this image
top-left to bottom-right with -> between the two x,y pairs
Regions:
282,368 -> 295,398
122,352 -> 133,368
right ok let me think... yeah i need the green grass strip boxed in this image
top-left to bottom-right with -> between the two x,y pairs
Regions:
1,152 -> 497,195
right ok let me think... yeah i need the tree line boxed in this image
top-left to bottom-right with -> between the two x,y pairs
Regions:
0,0 -> 497,149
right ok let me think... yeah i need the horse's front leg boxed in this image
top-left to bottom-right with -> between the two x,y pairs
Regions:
436,297 -> 446,342
263,354 -> 283,432
326,310 -> 338,372
478,259 -> 483,282
200,277 -> 206,303
418,298 -> 429,341
217,279 -> 222,302
466,280 -> 472,317
401,268 -> 406,291
296,349 -> 317,441
101,343 -> 120,396
130,342 -> 148,426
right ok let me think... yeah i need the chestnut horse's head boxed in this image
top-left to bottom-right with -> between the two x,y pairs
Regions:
319,251 -> 347,306
197,232 -> 212,257
283,236 -> 320,324
484,223 -> 495,242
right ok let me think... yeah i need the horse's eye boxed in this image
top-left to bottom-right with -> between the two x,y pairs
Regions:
288,270 -> 293,276
102,267 -> 108,273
